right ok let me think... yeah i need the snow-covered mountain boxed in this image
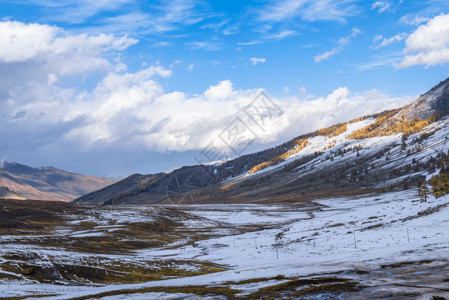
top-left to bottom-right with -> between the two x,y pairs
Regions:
397,77 -> 449,120
75,77 -> 449,206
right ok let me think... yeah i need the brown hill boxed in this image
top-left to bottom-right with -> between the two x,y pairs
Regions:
0,162 -> 117,201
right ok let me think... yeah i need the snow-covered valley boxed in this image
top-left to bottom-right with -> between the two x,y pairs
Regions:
1,189 -> 449,299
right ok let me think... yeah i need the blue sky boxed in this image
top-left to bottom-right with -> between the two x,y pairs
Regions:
1,0 -> 449,177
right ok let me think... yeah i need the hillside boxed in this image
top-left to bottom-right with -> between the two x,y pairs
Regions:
75,77 -> 449,206
0,186 -> 26,200
0,162 -> 117,201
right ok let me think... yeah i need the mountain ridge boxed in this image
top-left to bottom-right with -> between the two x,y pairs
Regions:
0,162 -> 118,201
75,77 -> 449,206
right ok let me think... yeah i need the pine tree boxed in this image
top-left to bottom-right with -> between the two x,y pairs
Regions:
429,173 -> 449,198
418,184 -> 430,202
441,173 -> 449,195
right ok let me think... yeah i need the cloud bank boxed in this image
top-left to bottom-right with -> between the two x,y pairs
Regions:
397,13 -> 449,68
0,21 -> 414,175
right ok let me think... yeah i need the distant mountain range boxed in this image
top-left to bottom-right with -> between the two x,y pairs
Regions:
0,162 -> 117,201
75,77 -> 449,206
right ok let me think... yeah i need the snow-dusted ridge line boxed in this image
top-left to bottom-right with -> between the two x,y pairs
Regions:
222,115 -> 449,192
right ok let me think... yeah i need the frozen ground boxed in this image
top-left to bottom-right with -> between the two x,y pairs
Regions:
1,189 -> 449,299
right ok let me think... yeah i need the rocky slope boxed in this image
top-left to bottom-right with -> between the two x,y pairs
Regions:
397,77 -> 449,120
75,77 -> 449,206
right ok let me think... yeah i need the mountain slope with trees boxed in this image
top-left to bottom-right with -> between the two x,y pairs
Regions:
75,77 -> 449,206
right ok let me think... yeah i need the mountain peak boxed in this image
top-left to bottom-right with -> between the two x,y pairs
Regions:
425,76 -> 449,113
426,77 -> 449,95
395,76 -> 449,121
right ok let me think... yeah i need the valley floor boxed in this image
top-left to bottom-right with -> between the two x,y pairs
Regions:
1,189 -> 449,299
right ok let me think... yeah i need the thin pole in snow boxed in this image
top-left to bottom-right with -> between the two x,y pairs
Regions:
233,237 -> 236,248
353,231 -> 357,249
407,227 -> 410,243
255,237 -> 258,249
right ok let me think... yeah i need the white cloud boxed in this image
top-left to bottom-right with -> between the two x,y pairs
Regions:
397,13 -> 449,68
351,27 -> 362,37
204,80 -> 234,99
153,41 -> 171,48
31,0 -> 135,24
185,41 -> 222,51
258,0 -> 358,23
202,19 -> 240,36
3,65 -> 413,156
28,0 -> 211,36
400,14 -> 431,26
250,57 -> 266,65
0,21 -> 137,76
356,56 -> 399,70
314,27 -> 361,62
238,41 -> 261,46
265,30 -> 296,39
47,73 -> 58,86
153,0 -> 210,28
373,34 -> 383,42
372,1 -> 391,14
186,63 -> 195,71
169,60 -> 182,68
91,0 -> 212,35
372,33 -> 407,49
314,48 -> 340,63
